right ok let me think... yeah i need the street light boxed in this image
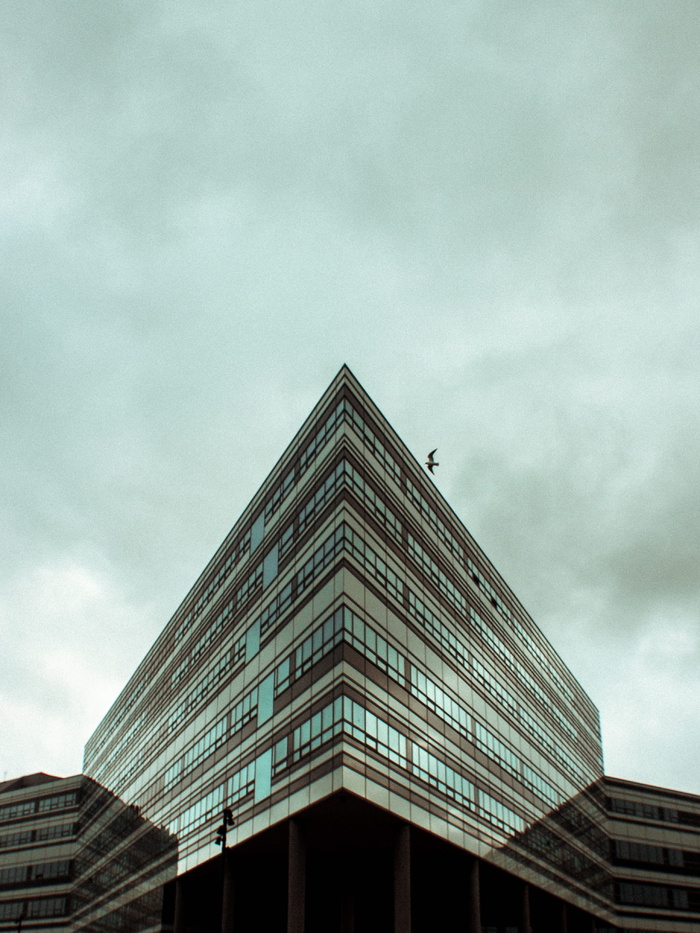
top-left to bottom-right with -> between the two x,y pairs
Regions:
214,807 -> 235,849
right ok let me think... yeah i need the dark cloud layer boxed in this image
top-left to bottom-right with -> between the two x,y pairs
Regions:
1,0 -> 698,792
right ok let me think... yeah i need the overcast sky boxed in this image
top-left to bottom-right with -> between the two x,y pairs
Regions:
1,0 -> 698,796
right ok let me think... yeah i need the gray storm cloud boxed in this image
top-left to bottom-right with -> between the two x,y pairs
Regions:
1,0 -> 698,792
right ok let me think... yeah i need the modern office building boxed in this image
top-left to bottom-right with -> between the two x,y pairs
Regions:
0,772 -> 177,932
74,365 -> 698,933
604,777 -> 700,932
0,773 -> 76,930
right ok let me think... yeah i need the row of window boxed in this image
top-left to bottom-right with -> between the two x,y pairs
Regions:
407,530 -> 581,748
339,522 -> 581,786
84,679 -> 146,766
174,530 -> 252,648
471,655 -> 584,787
617,881 -> 695,910
110,746 -> 147,797
0,822 -> 74,851
174,692 -> 527,845
170,688 -> 529,845
165,718 -> 227,792
362,613 -> 559,807
275,695 -> 526,837
0,792 -> 78,825
344,397 -> 403,487
522,821 -> 607,889
613,839 -> 685,868
347,609 -> 406,687
0,896 -> 68,920
279,460 -> 346,559
469,608 -> 577,744
0,860 -> 72,887
257,525 -> 345,641
276,605 -> 345,695
356,611 -> 562,809
344,458 -> 403,541
172,595 -> 244,688
90,557 -> 262,775
405,449 -> 585,725
344,524 -> 404,604
407,587 -> 589,789
278,455 -> 403,577
608,797 -> 700,829
164,692 -> 257,793
139,508 -> 358,782
168,646 -> 242,733
98,525 -> 347,792
171,784 -> 224,839
98,716 -> 146,776
160,607 -> 344,804
467,547 -> 580,717
405,474 -> 465,563
297,397 -> 349,486
173,393 -> 348,662
353,464 -> 592,750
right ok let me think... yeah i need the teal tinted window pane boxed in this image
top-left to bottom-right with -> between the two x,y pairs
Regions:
273,737 -> 287,766
246,619 -> 261,661
251,513 -> 265,552
254,749 -> 272,802
263,544 -> 279,588
276,657 -> 290,688
352,703 -> 364,731
258,673 -> 275,724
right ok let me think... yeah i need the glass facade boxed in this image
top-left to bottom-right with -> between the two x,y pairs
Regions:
69,366 -> 697,932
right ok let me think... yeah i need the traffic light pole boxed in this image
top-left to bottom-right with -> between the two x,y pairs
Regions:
221,847 -> 235,933
215,807 -> 236,933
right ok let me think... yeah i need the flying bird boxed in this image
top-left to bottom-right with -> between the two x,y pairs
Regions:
425,449 -> 439,474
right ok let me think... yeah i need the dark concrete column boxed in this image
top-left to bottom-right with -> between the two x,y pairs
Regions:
393,824 -> 411,933
340,890 -> 355,933
287,819 -> 306,933
221,850 -> 235,933
173,879 -> 186,933
339,854 -> 354,933
520,882 -> 532,933
559,901 -> 568,933
466,858 -> 481,933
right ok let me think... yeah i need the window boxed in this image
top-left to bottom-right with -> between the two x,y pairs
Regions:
37,792 -> 78,813
254,750 -> 272,802
0,800 -> 35,821
250,513 -> 265,552
0,865 -> 27,885
262,545 -> 279,588
412,744 -> 474,810
27,896 -> 69,918
0,829 -> 33,848
257,674 -> 275,724
175,784 -> 224,837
